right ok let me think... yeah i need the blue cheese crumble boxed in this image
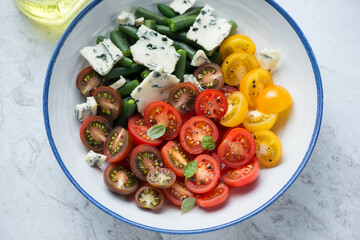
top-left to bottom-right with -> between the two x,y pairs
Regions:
258,49 -> 281,72
191,50 -> 211,67
109,76 -> 126,90
117,11 -> 136,26
85,150 -> 107,167
74,97 -> 97,122
170,0 -> 196,14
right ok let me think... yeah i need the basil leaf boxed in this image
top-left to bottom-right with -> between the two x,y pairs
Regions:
147,124 -> 166,139
181,197 -> 196,214
183,160 -> 197,179
201,135 -> 216,150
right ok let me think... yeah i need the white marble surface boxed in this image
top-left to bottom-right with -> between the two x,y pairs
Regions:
1,0 -> 359,239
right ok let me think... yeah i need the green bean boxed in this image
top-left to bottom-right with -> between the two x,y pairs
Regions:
103,64 -> 144,80
168,15 -> 197,32
144,19 -> 157,30
118,25 -> 139,40
115,98 -> 137,127
157,3 -> 178,18
172,40 -> 196,59
116,80 -> 140,98
209,52 -> 222,65
110,30 -> 131,57
96,35 -> 105,44
116,57 -> 133,67
141,69 -> 151,79
135,7 -> 169,25
174,49 -> 187,82
228,20 -> 238,33
182,7 -> 203,16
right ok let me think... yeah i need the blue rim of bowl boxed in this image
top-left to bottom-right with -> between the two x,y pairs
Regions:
43,0 -> 323,234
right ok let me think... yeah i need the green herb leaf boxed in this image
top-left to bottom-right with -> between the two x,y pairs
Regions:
147,124 -> 166,139
183,160 -> 197,179
181,197 -> 196,214
201,135 -> 216,150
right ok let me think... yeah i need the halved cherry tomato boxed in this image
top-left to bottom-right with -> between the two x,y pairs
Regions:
196,182 -> 229,208
253,130 -> 282,167
104,126 -> 133,163
219,85 -> 238,97
180,116 -> 219,155
221,52 -> 260,86
163,181 -> 194,206
103,162 -> 139,195
243,109 -> 278,132
219,34 -> 256,61
221,156 -> 260,187
239,68 -> 273,107
80,116 -> 112,152
161,141 -> 192,177
76,66 -> 103,98
128,114 -> 163,147
93,86 -> 122,121
220,91 -> 248,127
195,89 -> 228,119
217,128 -> 256,168
256,85 -> 292,114
168,82 -> 199,115
129,144 -> 164,181
134,185 -> 164,210
185,155 -> 221,194
146,167 -> 176,189
193,63 -> 224,90
144,101 -> 182,141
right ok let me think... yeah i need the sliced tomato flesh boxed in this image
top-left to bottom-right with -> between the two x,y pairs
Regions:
195,89 -> 228,119
193,63 -> 224,90
161,141 -> 192,177
196,182 -> 229,208
76,66 -> 103,98
93,86 -> 122,121
128,114 -> 162,147
168,82 -> 199,115
104,126 -> 133,163
163,181 -> 194,206
80,116 -> 112,152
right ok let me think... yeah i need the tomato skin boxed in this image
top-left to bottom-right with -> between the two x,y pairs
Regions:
217,128 -> 256,168
253,130 -> 282,167
221,156 -> 260,187
146,167 -> 176,189
196,182 -> 229,208
128,114 -> 162,147
80,116 -> 112,153
104,126 -> 133,163
168,82 -> 199,115
180,116 -> 219,155
134,185 -> 165,210
243,109 -> 278,132
219,85 -> 238,98
220,91 -> 248,127
219,34 -> 256,61
185,155 -> 221,194
76,66 -> 103,98
93,86 -> 122,121
195,89 -> 228,119
163,181 -> 194,206
256,85 -> 292,114
144,101 -> 182,141
161,141 -> 192,177
193,63 -> 224,90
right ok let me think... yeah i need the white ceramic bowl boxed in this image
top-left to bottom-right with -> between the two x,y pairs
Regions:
43,0 -> 323,234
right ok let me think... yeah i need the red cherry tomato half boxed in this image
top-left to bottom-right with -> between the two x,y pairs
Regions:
76,66 -> 103,98
161,141 -> 192,177
219,85 -> 238,97
80,116 -> 112,152
104,126 -> 133,163
163,181 -> 194,206
195,89 -> 228,119
93,86 -> 122,121
128,114 -> 163,147
196,182 -> 229,208
221,156 -> 260,187
185,154 -> 221,194
217,128 -> 256,168
144,101 -> 182,141
168,82 -> 199,115
180,116 -> 219,155
193,63 -> 224,90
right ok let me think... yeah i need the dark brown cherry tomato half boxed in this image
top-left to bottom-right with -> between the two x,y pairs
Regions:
134,185 -> 164,210
129,144 -> 164,181
76,66 -> 103,98
163,181 -> 194,206
180,116 -> 219,155
195,89 -> 228,119
161,141 -> 192,177
146,167 -> 176,189
168,82 -> 199,115
221,156 -> 260,187
193,63 -> 224,90
104,126 -> 133,163
128,114 -> 163,147
217,128 -> 256,168
143,101 -> 182,141
185,154 -> 221,194
80,116 -> 112,152
103,162 -> 139,195
219,85 -> 238,98
196,182 -> 229,208
93,86 -> 122,121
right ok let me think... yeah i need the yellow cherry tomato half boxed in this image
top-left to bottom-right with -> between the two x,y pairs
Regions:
221,52 -> 260,86
220,91 -> 248,127
243,109 -> 278,132
253,130 -> 282,167
256,85 -> 292,114
240,68 -> 273,107
219,34 -> 256,61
